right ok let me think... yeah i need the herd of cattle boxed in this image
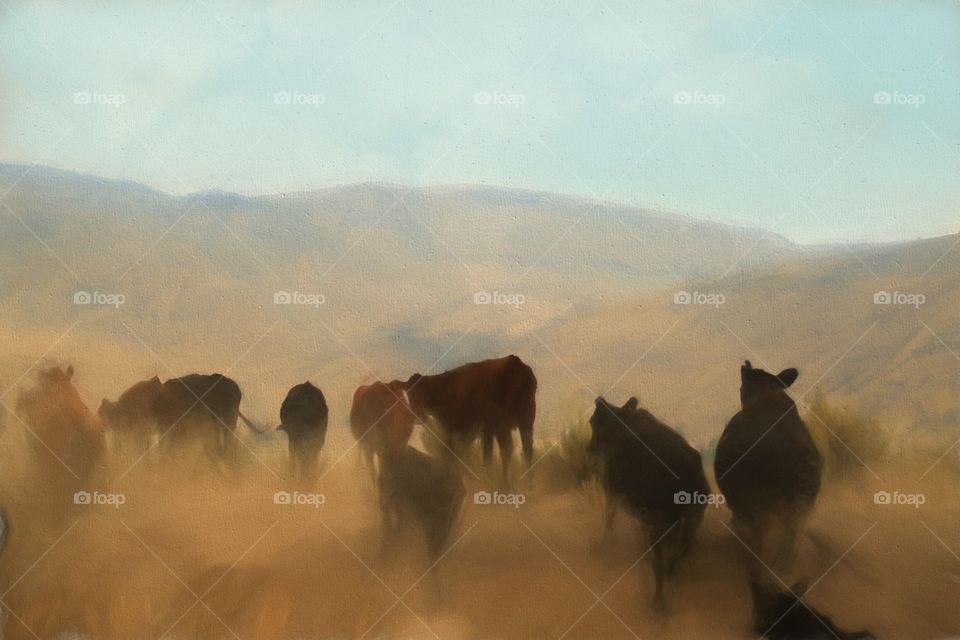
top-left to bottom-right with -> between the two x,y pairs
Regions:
8,355 -> 876,639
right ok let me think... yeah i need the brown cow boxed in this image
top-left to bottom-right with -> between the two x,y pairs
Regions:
349,380 -> 415,478
15,365 -> 104,481
403,355 -> 537,484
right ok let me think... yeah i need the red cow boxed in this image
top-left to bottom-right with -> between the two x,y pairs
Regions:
349,380 -> 415,477
403,354 -> 537,484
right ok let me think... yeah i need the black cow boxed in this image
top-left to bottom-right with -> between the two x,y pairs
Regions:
378,445 -> 465,601
715,361 -> 822,575
160,374 -> 243,462
100,373 -> 243,464
751,581 -> 876,640
587,396 -> 709,612
278,381 -> 328,480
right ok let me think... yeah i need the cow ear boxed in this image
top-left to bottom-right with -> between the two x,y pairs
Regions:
406,373 -> 422,388
777,368 -> 799,388
790,581 -> 808,597
595,396 -> 606,408
65,365 -> 74,380
740,360 -> 753,381
623,397 -> 638,410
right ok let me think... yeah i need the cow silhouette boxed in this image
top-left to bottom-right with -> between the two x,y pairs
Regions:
98,376 -> 164,457
587,396 -> 708,612
100,373 -> 244,465
750,581 -> 876,639
16,365 -> 104,481
278,381 -> 328,480
715,361 -> 822,575
404,355 -> 536,485
377,444 -> 465,602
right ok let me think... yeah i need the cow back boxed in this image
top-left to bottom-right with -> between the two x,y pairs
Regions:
280,382 -> 328,434
715,391 -> 822,519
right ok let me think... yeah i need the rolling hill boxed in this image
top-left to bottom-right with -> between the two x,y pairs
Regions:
0,164 -> 956,450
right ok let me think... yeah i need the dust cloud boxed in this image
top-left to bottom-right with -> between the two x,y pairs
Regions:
0,380 -> 958,639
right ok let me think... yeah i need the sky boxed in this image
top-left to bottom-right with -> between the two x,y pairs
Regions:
1,0 -> 958,243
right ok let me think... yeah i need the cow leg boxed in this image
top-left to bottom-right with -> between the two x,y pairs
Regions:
303,434 -> 323,480
219,409 -> 238,462
295,438 -> 311,482
734,514 -> 770,584
363,445 -> 378,485
377,502 -> 399,565
604,497 -> 617,536
295,442 -> 310,481
772,504 -> 809,575
287,435 -> 301,479
205,423 -> 223,470
649,532 -> 668,614
669,512 -> 698,574
495,430 -> 514,488
518,397 -> 536,468
425,518 -> 448,606
481,430 -> 494,469
519,419 -> 534,469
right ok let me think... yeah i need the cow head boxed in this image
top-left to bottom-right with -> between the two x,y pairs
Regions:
98,398 -> 116,423
39,365 -> 73,386
587,396 -> 638,455
26,365 -> 102,434
739,360 -> 799,405
402,373 -> 431,420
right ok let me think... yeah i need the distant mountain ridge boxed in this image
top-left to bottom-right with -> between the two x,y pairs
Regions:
1,163 -> 956,441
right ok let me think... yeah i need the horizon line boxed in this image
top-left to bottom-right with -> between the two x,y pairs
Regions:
0,160 -> 956,248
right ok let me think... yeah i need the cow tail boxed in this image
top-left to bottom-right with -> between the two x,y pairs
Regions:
238,411 -> 273,434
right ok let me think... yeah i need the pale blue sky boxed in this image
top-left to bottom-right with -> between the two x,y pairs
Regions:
1,0 -> 958,242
